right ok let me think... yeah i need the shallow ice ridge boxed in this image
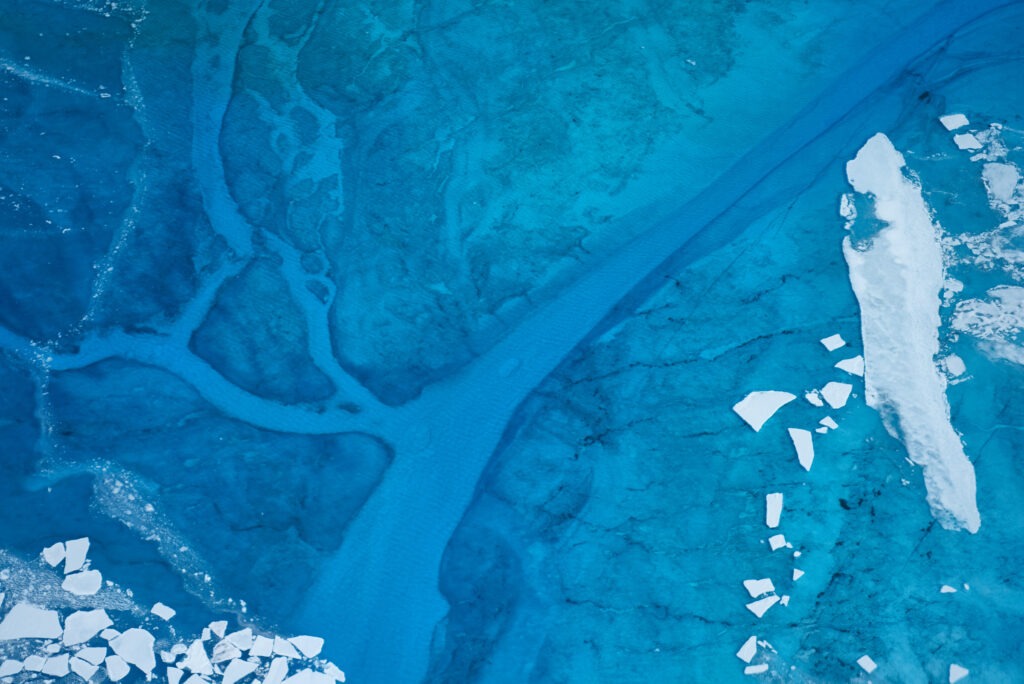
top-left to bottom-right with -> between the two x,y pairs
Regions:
0,540 -> 345,683
842,132 -> 980,533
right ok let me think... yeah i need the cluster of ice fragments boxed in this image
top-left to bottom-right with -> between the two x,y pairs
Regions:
0,539 -> 345,684
731,332 -> 970,681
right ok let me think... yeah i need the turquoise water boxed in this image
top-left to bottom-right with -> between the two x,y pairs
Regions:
0,0 -> 1022,682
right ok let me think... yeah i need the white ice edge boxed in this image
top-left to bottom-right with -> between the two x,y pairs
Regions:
844,132 -> 980,533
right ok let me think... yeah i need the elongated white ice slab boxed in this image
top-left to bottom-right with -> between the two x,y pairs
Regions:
63,538 -> 90,574
745,595 -> 779,618
744,664 -> 769,675
733,391 -> 796,432
151,603 -> 176,621
821,334 -> 846,351
820,416 -> 839,429
857,655 -> 878,673
820,382 -> 852,409
787,428 -> 815,471
736,636 -> 757,663
835,355 -> 865,377
765,493 -> 783,528
743,578 -> 775,598
953,133 -> 983,150
940,114 -> 969,131
42,543 -> 65,568
843,133 -> 980,533
0,604 -> 62,640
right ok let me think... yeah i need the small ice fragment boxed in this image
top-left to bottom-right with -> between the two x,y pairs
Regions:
953,133 -> 983,150
0,603 -> 63,640
288,636 -> 324,658
208,621 -> 228,638
0,593 -> 4,609
42,542 -> 66,567
323,662 -> 345,682
100,629 -> 119,640
273,636 -> 302,659
940,585 -> 958,594
70,656 -> 98,681
766,493 -> 783,528
815,427 -> 828,434
63,570 -> 103,596
964,583 -> 971,591
820,416 -> 839,429
835,355 -> 865,377
63,537 -> 90,574
77,647 -> 107,665
821,334 -> 846,351
282,669 -> 335,684
788,428 -> 815,471
820,382 -> 853,409
745,595 -> 780,618
805,390 -> 825,407
201,627 -> 211,641
733,391 -> 797,432
151,602 -> 176,621
949,663 -> 969,683
63,608 -> 113,645
944,355 -> 966,377
779,595 -> 790,606
41,654 -> 70,677
768,534 -> 787,551
105,655 -> 130,682
211,639 -> 242,663
743,578 -> 775,598
793,550 -> 802,558
264,657 -> 290,684
110,628 -> 156,676
45,642 -> 62,654
857,655 -> 878,674
0,660 -> 23,677
736,636 -> 757,663
940,114 -> 969,131
250,635 -> 274,657
181,640 -> 213,675
222,658 -> 258,684
744,664 -> 769,675
793,569 -> 805,581
167,666 -> 184,684
23,655 -> 45,672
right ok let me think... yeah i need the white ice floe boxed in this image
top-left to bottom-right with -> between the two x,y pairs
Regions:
100,628 -> 119,640
62,569 -> 103,596
211,639 -> 242,663
768,534 -> 787,551
209,620 -> 228,638
953,133 -> 983,151
41,653 -> 70,677
745,595 -> 780,619
110,628 -> 156,676
940,585 -> 958,594
940,113 -> 970,131
0,603 -> 63,640
982,162 -> 1020,207
736,635 -> 757,663
0,660 -> 22,676
805,390 -> 824,407
222,658 -> 259,684
765,493 -> 783,529
821,334 -> 846,351
289,636 -> 324,658
792,569 -> 804,581
251,635 -> 274,657
264,657 -> 289,684
743,579 -> 775,598
274,635 -> 302,658
820,416 -> 839,429
787,428 -> 815,471
70,656 -> 98,681
820,382 -> 852,410
942,355 -> 966,378
815,427 -> 828,434
63,609 -> 113,645
23,655 -> 44,672
167,666 -> 184,684
835,355 -> 865,377
744,664 -> 769,675
283,670 -> 335,684
63,537 -> 90,574
106,654 -> 131,682
949,663 -> 970,682
843,132 -> 980,533
77,647 -> 107,665
225,628 -> 253,651
779,595 -> 790,607
42,542 -> 65,568
733,391 -> 796,432
857,655 -> 878,674
182,639 -> 214,675
151,602 -> 176,621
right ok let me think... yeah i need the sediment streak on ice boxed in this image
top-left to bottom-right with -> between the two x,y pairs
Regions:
843,133 -> 980,533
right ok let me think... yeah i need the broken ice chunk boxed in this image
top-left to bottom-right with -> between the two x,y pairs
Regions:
0,660 -> 23,677
70,657 -> 98,682
743,578 -> 775,598
181,640 -> 213,675
151,603 -> 176,621
768,534 -> 787,551
779,595 -> 790,607
815,427 -> 828,434
949,663 -> 969,683
23,655 -> 44,672
63,609 -> 113,645
110,628 -> 156,676
323,662 -> 345,682
857,655 -> 878,674
793,569 -> 805,581
820,382 -> 853,409
282,669 -> 335,684
940,114 -> 970,131
766,493 -> 783,528
733,391 -> 796,432
953,133 -> 983,150
105,655 -> 130,682
211,639 -> 242,663
0,603 -> 63,640
744,664 -> 769,675
77,647 -> 107,666
940,585 -> 958,594
273,636 -> 302,659
63,569 -> 103,596
63,537 -> 90,574
42,542 -> 66,567
289,636 -> 324,658
745,595 -> 780,618
41,654 -> 70,677
787,428 -> 815,471
100,629 -> 120,641
264,657 -> 290,684
736,636 -> 757,663
835,356 -> 864,377
225,628 -> 253,652
208,621 -> 228,639
820,334 -> 846,351
820,416 -> 839,429
805,390 -> 825,407
222,658 -> 258,684
250,635 -> 274,657
167,666 -> 184,684
943,355 -> 966,378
